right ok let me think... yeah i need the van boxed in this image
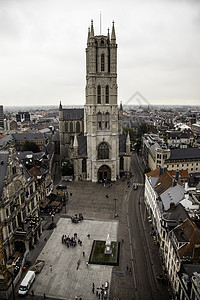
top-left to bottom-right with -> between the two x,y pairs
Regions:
18,270 -> 35,296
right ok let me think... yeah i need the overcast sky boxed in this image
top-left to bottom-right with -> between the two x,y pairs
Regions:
0,0 -> 200,107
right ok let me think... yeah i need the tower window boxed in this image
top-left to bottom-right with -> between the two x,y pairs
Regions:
70,121 -> 73,132
97,113 -> 102,130
65,122 -> 68,132
105,112 -> 110,130
97,85 -> 101,104
76,121 -> 80,133
98,142 -> 109,159
101,54 -> 105,72
106,85 -> 109,103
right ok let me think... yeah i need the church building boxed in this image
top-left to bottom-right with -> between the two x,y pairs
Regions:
59,20 -> 131,182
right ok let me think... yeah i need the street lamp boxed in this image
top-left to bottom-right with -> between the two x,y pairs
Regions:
114,198 -> 118,218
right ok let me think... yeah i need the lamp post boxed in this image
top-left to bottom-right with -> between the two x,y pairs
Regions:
114,198 -> 117,217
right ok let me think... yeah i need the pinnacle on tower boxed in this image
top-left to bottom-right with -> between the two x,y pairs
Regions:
111,21 -> 116,43
90,19 -> 94,38
107,28 -> 110,40
87,27 -> 90,44
59,101 -> 62,111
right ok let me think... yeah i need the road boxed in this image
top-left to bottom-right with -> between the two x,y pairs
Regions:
128,153 -> 169,300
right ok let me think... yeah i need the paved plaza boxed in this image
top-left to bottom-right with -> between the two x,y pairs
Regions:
31,218 -> 118,300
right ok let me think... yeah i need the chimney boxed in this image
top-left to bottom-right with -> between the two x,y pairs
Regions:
170,202 -> 175,210
172,179 -> 177,187
176,169 -> 179,181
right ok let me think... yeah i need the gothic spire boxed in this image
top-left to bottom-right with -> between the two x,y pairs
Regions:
111,21 -> 116,43
87,27 -> 90,44
107,28 -> 110,40
90,19 -> 94,38
59,101 -> 62,111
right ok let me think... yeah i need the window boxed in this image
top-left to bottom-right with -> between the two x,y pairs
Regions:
65,122 -> 68,132
120,157 -> 124,170
97,85 -> 101,104
76,121 -> 80,133
97,113 -> 102,130
105,112 -> 110,129
12,166 -> 16,175
106,85 -> 109,103
101,54 -> 105,71
82,158 -> 86,173
20,193 -> 25,204
98,142 -> 109,159
70,121 -> 73,132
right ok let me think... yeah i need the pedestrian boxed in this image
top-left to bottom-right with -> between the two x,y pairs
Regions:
126,265 -> 129,271
130,267 -> 132,273
31,290 -> 34,296
43,294 -> 46,299
96,290 -> 98,296
87,234 -> 90,239
92,287 -> 95,294
50,265 -> 52,272
93,282 -> 95,288
83,251 -> 85,257
86,261 -> 89,267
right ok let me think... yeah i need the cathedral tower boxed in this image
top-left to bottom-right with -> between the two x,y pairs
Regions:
84,20 -> 120,182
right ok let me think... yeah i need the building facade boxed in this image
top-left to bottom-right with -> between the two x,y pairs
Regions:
0,146 -> 42,260
59,20 -> 131,182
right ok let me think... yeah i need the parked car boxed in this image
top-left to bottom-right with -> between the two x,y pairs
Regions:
56,184 -> 67,190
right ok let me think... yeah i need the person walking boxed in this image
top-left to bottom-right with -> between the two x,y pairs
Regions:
82,251 -> 85,257
50,265 -> 52,272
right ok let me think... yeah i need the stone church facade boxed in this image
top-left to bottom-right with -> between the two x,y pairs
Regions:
59,20 -> 131,182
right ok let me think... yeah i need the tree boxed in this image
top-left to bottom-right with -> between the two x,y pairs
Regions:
22,141 -> 40,153
123,128 -> 136,142
61,160 -> 74,176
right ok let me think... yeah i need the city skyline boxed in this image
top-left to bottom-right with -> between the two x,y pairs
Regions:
0,0 -> 200,107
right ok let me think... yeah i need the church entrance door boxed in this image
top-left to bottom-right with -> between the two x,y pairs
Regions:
98,165 -> 111,181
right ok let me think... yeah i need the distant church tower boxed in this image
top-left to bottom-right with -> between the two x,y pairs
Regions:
84,20 -> 123,182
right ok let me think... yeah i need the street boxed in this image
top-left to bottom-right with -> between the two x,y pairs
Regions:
128,153 -> 169,300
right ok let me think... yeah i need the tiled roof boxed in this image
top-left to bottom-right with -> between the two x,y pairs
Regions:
167,148 -> 200,161
12,132 -> 45,141
174,218 -> 200,261
63,109 -> 84,121
168,170 -> 189,179
119,134 -> 126,153
78,136 -> 87,156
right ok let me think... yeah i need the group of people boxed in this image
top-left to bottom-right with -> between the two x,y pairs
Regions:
71,213 -> 83,224
61,233 -> 82,248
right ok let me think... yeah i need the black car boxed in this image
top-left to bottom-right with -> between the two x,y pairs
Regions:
56,184 -> 67,190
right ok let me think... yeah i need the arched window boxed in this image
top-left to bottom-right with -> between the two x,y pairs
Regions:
97,85 -> 101,104
65,122 -> 68,132
70,121 -> 73,132
97,113 -> 102,130
101,54 -> 105,72
120,157 -> 124,170
76,121 -> 80,133
82,158 -> 86,172
106,85 -> 109,103
98,142 -> 109,159
105,112 -> 110,130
